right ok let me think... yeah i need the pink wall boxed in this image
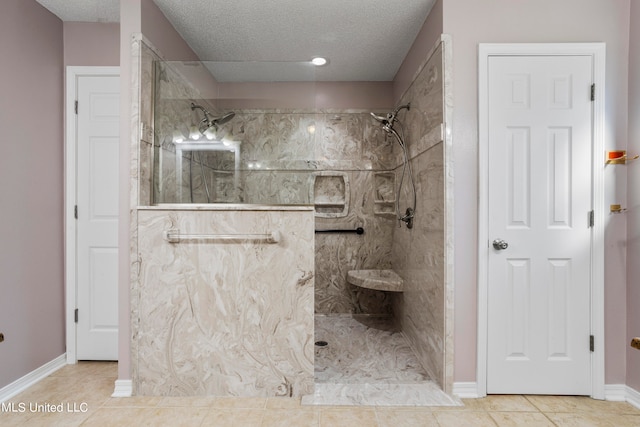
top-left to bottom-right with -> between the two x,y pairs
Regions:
140,0 -> 199,61
626,0 -> 640,391
0,0 -> 65,388
63,22 -> 120,67
393,0 -> 443,103
443,0 -> 631,384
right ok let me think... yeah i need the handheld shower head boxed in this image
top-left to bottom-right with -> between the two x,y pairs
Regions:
370,103 -> 410,133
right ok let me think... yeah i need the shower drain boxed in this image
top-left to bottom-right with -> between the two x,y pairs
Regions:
314,340 -> 328,347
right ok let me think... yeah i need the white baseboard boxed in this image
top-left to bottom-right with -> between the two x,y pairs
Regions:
605,384 -> 640,409
604,384 -> 627,401
453,382 -> 481,398
454,382 -> 640,406
112,379 -> 133,397
625,385 -> 640,409
0,354 -> 67,403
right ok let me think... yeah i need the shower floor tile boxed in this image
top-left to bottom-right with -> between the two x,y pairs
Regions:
313,314 -> 428,384
304,314 -> 460,406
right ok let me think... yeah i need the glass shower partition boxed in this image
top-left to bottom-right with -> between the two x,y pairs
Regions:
152,59 -> 319,206
135,55 -> 319,397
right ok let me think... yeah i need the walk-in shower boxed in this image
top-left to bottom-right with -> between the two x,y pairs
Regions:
144,38 -> 453,403
371,103 -> 417,229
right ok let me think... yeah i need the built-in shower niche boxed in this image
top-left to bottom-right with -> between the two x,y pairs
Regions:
312,172 -> 349,218
373,172 -> 395,216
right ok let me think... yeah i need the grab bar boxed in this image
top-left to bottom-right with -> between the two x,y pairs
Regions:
164,229 -> 280,244
315,227 -> 364,235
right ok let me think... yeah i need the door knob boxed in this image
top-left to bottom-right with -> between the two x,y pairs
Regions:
492,239 -> 508,250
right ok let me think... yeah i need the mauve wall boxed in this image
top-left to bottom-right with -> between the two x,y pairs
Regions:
63,22 -> 120,67
393,0 -> 443,103
627,1 -> 640,391
443,0 -> 631,384
141,0 -> 199,62
0,0 -> 65,388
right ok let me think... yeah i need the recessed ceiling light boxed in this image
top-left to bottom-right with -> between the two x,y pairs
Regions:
311,57 -> 328,66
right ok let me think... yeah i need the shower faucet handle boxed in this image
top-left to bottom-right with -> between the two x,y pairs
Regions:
492,239 -> 508,250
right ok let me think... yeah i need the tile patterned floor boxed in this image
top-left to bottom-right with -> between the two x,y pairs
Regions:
306,315 -> 457,406
2,362 -> 640,426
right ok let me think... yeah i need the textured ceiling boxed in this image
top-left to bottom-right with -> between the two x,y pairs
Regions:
35,0 -> 436,82
35,0 -> 119,23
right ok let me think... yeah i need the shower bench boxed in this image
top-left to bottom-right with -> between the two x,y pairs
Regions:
347,269 -> 404,292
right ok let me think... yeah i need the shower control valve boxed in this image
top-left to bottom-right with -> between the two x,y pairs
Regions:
492,239 -> 509,250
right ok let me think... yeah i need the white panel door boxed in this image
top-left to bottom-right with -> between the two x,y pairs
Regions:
76,75 -> 120,360
487,55 -> 592,394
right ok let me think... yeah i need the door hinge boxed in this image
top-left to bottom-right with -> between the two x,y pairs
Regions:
74,308 -> 79,323
590,335 -> 595,352
590,84 -> 595,101
75,100 -> 78,114
74,205 -> 78,220
588,210 -> 594,228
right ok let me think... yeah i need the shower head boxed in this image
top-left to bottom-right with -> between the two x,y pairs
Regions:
370,103 -> 410,133
214,111 -> 235,126
191,102 -> 235,134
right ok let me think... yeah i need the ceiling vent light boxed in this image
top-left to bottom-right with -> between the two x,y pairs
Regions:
311,57 -> 328,66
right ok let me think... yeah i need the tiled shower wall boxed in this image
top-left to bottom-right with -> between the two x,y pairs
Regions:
232,112 -> 398,315
135,208 -> 315,397
391,40 -> 450,390
152,61 -> 400,314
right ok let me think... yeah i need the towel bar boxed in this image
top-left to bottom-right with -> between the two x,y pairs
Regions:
164,230 -> 280,244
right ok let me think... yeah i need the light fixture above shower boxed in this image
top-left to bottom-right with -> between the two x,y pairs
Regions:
311,57 -> 328,66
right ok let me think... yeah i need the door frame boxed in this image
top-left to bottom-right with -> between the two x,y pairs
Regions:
65,66 -> 120,364
477,43 -> 605,399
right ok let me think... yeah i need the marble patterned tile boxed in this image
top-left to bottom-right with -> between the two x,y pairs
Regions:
389,38 -> 449,390
303,383 -> 459,407
313,315 -> 428,384
314,170 -> 394,315
306,315 -> 459,407
441,34 -> 455,394
392,143 -> 445,386
134,209 -> 314,397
